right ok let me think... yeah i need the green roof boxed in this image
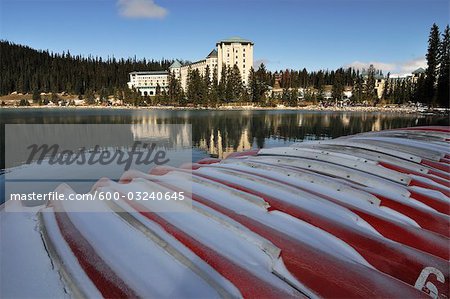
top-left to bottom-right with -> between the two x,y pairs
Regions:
217,36 -> 253,45
169,60 -> 182,69
206,49 -> 218,58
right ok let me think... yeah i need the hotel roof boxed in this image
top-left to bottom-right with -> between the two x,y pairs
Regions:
130,71 -> 168,75
217,36 -> 254,45
206,49 -> 218,58
169,60 -> 182,69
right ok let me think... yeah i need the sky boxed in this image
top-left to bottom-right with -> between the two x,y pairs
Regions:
0,0 -> 449,75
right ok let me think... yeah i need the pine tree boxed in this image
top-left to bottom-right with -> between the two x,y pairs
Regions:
289,88 -> 299,107
51,92 -> 59,104
85,89 -> 95,105
204,65 -> 211,89
154,83 -> 162,105
412,74 -> 425,103
248,67 -> 259,102
352,73 -> 363,103
167,71 -> 183,104
155,83 -> 161,96
248,67 -> 266,103
32,89 -> 41,103
257,63 -> 271,86
398,79 -> 406,104
204,65 -> 212,106
424,23 -> 441,106
282,87 -> 290,104
99,88 -> 108,104
382,73 -> 390,102
19,99 -> 30,106
210,66 -> 219,107
316,71 -> 324,93
218,66 -> 227,102
255,64 -> 269,102
332,72 -> 343,100
186,68 -> 206,105
405,78 -> 413,104
437,25 -> 450,107
365,64 -> 377,104
228,65 -> 243,101
225,66 -> 234,102
240,86 -> 251,103
186,67 -> 194,103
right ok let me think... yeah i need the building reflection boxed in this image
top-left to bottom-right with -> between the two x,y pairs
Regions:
126,111 -> 435,159
196,128 -> 252,158
2,109 -> 444,169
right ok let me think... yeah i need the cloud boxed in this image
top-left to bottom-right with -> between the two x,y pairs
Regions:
398,57 -> 426,73
344,57 -> 426,75
117,0 -> 167,19
344,61 -> 396,72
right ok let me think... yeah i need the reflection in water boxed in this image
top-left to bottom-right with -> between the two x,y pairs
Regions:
130,123 -> 192,148
198,128 -> 252,158
1,108 -> 448,162
0,108 -> 448,204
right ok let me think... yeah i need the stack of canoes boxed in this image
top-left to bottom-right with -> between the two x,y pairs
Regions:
39,126 -> 450,298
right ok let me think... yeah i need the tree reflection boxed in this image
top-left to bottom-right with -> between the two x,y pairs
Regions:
1,109 -> 448,161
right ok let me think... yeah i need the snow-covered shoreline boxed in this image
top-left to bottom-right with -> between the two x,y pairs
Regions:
1,105 -> 445,114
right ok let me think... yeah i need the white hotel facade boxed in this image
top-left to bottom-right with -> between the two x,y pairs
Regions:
127,37 -> 254,96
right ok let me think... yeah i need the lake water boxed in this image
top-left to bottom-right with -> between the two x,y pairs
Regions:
1,108 -> 448,204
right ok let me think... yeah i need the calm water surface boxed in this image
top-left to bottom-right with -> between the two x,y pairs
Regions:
1,108 -> 448,203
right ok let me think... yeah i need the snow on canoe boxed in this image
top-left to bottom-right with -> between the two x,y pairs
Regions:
1,126 -> 449,299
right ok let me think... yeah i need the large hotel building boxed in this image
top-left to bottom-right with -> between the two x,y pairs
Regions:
127,37 -> 254,96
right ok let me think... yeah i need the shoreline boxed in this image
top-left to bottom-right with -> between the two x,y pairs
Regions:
1,104 -> 447,114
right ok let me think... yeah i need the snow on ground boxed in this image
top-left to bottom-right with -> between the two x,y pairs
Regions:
0,201 -> 69,299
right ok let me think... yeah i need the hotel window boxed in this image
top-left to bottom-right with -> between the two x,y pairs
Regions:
227,53 -> 230,57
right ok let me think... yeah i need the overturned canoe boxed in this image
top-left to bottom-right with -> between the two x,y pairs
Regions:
1,126 -> 449,299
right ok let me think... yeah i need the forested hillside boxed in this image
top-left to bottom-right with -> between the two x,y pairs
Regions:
0,41 -> 172,95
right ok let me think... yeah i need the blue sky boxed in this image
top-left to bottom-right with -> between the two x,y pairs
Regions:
0,0 -> 448,74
